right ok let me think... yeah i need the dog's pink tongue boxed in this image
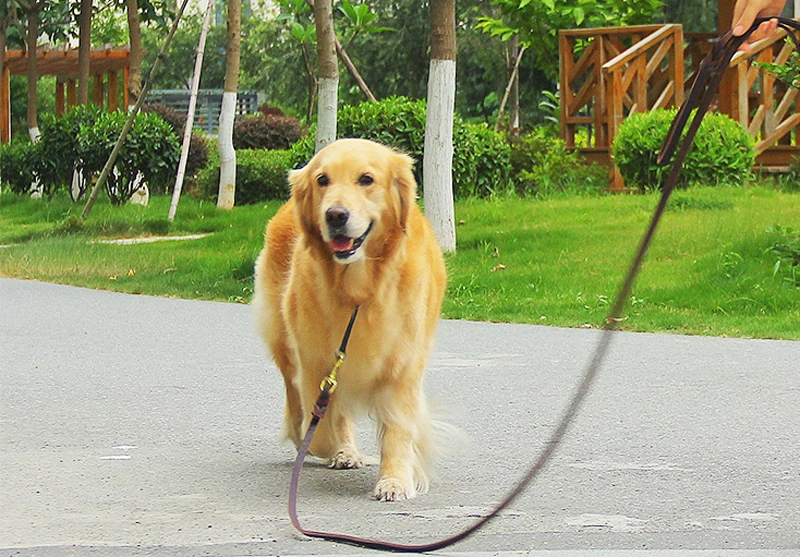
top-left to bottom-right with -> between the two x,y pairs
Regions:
330,236 -> 354,251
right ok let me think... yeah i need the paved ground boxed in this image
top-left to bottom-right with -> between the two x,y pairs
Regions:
1,278 -> 798,557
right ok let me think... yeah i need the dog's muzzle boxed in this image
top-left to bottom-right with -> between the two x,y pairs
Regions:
325,206 -> 373,261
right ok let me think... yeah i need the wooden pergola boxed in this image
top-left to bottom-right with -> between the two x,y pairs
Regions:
1,46 -> 130,143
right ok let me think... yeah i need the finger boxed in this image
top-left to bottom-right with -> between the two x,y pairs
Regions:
733,3 -> 763,35
749,18 -> 779,42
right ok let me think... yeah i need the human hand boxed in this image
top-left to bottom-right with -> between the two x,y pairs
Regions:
731,0 -> 786,51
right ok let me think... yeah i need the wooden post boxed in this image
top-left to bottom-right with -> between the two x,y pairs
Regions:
56,78 -> 65,117
558,32 -> 572,148
108,71 -> 118,112
608,67 -> 625,192
1,64 -> 10,143
634,52 -> 647,113
761,49 -> 776,137
93,74 -> 104,107
596,34 -> 608,147
122,67 -> 129,109
718,0 -> 735,117
673,26 -> 684,107
67,79 -> 77,108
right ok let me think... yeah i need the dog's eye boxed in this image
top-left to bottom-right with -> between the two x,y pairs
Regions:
358,174 -> 374,186
317,174 -> 330,187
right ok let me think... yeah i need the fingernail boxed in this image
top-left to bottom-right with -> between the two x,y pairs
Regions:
733,24 -> 744,35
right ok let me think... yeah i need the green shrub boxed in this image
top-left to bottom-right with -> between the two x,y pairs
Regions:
337,97 -> 427,157
198,149 -> 295,204
453,122 -> 513,198
510,129 -> 607,198
613,109 -> 755,190
79,111 -> 180,205
0,141 -> 38,195
290,96 -> 513,199
233,114 -> 307,151
141,103 -> 210,193
37,105 -> 105,200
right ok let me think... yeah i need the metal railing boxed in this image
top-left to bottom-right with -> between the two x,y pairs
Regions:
147,89 -> 262,134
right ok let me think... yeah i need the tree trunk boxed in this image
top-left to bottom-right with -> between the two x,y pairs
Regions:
509,37 -> 520,140
423,0 -> 456,252
125,0 -> 143,109
217,0 -> 241,210
77,0 -> 92,105
304,0 -> 375,103
1,4 -> 12,144
25,7 -> 39,141
0,15 -> 6,143
314,0 -> 337,151
302,44 -> 316,123
168,0 -> 212,221
496,44 -> 525,132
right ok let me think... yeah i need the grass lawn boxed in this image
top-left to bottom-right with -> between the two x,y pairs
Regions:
1,186 -> 798,340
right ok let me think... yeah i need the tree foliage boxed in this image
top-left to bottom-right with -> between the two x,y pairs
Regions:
476,0 -> 664,79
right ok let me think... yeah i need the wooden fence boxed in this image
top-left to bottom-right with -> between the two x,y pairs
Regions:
559,23 -> 800,189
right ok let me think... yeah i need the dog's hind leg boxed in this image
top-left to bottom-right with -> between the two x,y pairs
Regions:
276,352 -> 304,447
252,250 -> 304,447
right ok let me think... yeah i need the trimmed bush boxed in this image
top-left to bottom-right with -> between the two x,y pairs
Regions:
142,103 -> 210,193
453,122 -> 513,198
37,105 -> 106,200
613,109 -> 755,190
79,111 -> 180,205
0,141 -> 38,195
510,129 -> 607,198
198,149 -> 295,204
291,97 -> 513,199
233,114 -> 307,151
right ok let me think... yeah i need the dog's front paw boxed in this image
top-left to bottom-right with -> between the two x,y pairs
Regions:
329,449 -> 363,470
374,477 -> 415,502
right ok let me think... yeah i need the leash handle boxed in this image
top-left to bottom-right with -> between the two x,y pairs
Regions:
287,19 -> 800,551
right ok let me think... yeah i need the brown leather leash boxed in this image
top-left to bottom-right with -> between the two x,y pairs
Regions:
286,18 -> 800,551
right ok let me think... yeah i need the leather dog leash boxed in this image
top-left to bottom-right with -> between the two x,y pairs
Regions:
287,17 -> 800,551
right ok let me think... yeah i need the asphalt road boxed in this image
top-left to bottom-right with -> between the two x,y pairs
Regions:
1,278 -> 798,557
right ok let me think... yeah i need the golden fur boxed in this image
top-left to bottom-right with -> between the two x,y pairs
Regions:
252,138 -> 446,501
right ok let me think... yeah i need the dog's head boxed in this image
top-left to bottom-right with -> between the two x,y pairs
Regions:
289,138 -> 417,264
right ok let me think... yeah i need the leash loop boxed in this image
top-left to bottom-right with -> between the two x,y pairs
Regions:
287,18 -> 800,551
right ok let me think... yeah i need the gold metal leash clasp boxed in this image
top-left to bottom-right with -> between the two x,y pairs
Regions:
320,349 -> 346,394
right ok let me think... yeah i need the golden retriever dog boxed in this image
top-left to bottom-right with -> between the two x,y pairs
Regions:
252,138 -> 446,501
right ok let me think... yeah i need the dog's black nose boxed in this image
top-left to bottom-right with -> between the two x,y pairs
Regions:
325,206 -> 349,229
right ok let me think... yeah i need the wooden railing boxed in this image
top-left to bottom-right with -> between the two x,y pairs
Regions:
559,24 -> 684,169
726,28 -> 800,157
559,23 -> 800,188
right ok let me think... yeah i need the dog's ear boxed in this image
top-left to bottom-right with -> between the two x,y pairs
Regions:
392,152 -> 418,231
289,164 -> 317,237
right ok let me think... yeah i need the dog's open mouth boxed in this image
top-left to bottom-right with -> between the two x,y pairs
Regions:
329,222 -> 373,260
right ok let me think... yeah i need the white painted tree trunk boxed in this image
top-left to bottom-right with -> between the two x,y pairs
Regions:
314,0 -> 338,153
316,76 -> 338,152
28,127 -> 42,198
217,91 -> 237,210
423,59 -> 456,252
217,0 -> 240,211
169,0 -> 212,221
